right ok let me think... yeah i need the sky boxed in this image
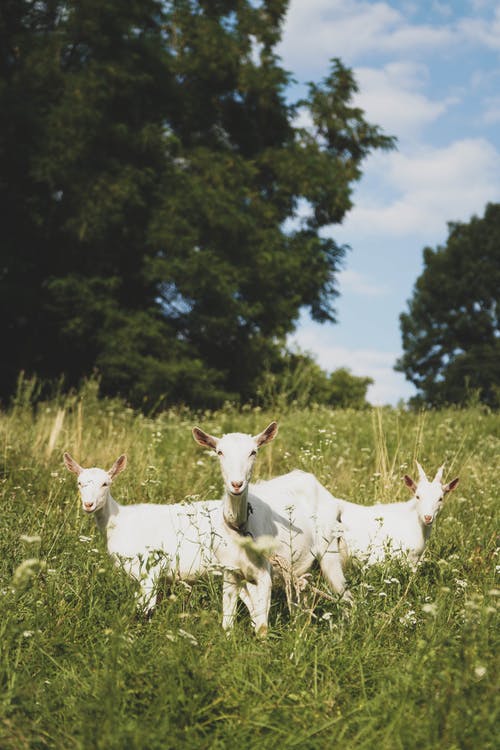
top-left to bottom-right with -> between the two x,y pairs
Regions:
278,0 -> 500,405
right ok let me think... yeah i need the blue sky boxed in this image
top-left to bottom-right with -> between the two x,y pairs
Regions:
277,0 -> 500,405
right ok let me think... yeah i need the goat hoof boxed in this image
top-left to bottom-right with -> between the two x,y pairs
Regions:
256,624 -> 268,639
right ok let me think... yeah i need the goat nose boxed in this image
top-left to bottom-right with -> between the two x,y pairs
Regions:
231,480 -> 243,490
84,502 -> 94,510
424,514 -> 433,524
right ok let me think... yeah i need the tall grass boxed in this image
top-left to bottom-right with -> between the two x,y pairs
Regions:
0,385 -> 498,749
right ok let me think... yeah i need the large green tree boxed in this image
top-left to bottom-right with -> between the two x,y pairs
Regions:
1,0 -> 394,409
396,203 -> 500,408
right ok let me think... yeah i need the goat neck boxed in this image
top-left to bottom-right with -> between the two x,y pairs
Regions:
94,490 -> 120,535
222,485 -> 250,534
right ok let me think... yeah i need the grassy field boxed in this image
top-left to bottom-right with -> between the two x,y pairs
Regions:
0,381 -> 498,749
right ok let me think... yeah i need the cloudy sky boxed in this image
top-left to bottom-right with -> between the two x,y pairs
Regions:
279,0 -> 500,405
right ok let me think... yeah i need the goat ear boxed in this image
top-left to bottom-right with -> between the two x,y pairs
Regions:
63,452 -> 82,475
416,461 -> 427,481
108,454 -> 127,479
404,474 -> 417,492
192,427 -> 218,451
255,421 -> 278,447
434,465 -> 444,483
443,476 -> 459,493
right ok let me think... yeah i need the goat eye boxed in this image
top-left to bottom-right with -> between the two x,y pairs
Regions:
217,450 -> 223,456
415,494 -> 420,500
102,482 -> 109,487
250,450 -> 257,457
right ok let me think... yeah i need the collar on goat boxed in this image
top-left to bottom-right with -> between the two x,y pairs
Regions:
223,502 -> 254,537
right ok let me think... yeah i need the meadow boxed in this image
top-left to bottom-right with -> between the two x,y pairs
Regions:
0,379 -> 498,749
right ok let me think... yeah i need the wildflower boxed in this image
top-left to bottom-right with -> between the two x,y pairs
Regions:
238,534 -> 279,561
79,535 -> 91,543
422,602 -> 437,616
399,609 -> 417,627
178,629 -> 199,646
474,665 -> 487,680
12,558 -> 46,589
20,534 -> 41,544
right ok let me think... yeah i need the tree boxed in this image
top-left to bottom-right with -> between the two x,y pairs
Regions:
0,0 -> 394,409
256,350 -> 373,409
396,203 -> 500,408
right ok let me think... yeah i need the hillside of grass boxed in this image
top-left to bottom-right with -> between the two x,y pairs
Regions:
0,382 -> 498,749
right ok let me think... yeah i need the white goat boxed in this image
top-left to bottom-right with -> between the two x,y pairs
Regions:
193,424 -> 351,636
338,461 -> 459,568
63,452 -> 222,613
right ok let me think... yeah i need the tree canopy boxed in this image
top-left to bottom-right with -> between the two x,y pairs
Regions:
396,203 -> 500,408
0,0 -> 394,409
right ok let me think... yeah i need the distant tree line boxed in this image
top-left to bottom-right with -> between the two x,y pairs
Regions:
397,202 -> 500,408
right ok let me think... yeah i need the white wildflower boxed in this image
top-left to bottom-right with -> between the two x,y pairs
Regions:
12,558 -> 46,589
422,602 -> 437,616
237,534 -> 279,560
178,629 -> 199,646
399,609 -> 417,627
20,535 -> 41,544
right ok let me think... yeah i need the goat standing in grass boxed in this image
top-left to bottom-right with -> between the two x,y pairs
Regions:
337,461 -> 459,568
193,424 -> 352,636
63,452 -> 222,614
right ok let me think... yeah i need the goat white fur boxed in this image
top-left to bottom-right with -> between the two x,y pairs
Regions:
338,461 -> 459,567
63,452 -> 222,613
193,424 -> 351,636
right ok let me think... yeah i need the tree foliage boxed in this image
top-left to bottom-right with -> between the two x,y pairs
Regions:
0,0 -> 394,409
256,351 -> 373,410
396,203 -> 500,408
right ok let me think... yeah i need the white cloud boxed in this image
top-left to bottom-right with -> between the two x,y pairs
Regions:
353,63 -> 456,138
432,2 -> 454,18
294,61 -> 455,141
335,138 -> 500,240
458,7 -> 500,49
483,96 -> 500,124
288,326 -> 416,405
279,0 -> 457,70
338,269 -> 388,297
